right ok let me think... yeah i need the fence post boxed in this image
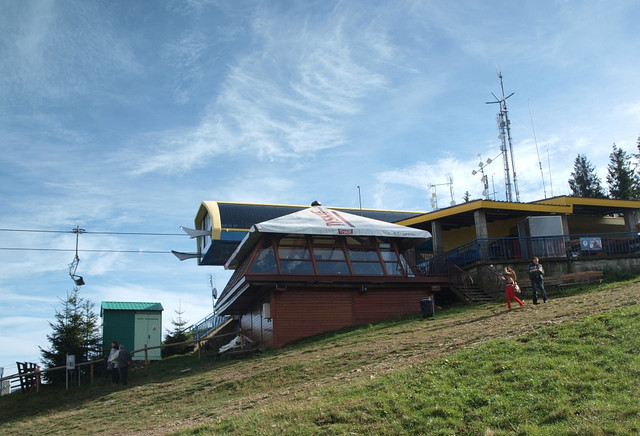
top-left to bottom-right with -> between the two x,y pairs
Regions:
35,366 -> 40,393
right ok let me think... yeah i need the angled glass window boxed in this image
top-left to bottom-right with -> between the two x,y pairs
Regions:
379,242 -> 405,276
312,236 -> 350,275
347,242 -> 384,275
249,242 -> 278,273
278,236 -> 313,274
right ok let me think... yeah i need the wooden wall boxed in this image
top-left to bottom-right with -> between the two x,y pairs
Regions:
240,298 -> 274,348
245,286 -> 434,348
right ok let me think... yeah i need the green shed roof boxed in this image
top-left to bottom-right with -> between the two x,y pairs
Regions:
101,301 -> 164,313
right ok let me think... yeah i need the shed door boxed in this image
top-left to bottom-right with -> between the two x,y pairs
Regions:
134,313 -> 162,360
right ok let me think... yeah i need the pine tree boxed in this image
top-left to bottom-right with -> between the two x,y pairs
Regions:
568,154 -> 606,198
162,304 -> 193,357
462,191 -> 471,202
607,144 -> 640,200
39,287 -> 102,384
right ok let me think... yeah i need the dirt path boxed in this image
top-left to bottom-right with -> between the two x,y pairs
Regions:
134,283 -> 639,435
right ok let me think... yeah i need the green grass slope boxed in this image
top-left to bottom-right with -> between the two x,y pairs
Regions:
1,280 -> 639,435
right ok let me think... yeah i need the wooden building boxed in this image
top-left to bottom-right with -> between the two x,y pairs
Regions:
215,205 -> 446,348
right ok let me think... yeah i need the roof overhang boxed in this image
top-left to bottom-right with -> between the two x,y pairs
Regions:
396,196 -> 640,232
397,199 -> 570,232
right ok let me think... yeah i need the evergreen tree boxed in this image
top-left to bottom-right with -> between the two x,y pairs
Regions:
162,304 -> 193,357
568,154 -> 606,198
39,287 -> 102,384
607,144 -> 640,200
462,191 -> 471,202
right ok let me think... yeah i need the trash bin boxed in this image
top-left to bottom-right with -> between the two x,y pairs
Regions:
420,297 -> 434,318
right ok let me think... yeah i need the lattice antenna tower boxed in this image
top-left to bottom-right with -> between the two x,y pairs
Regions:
486,70 -> 520,202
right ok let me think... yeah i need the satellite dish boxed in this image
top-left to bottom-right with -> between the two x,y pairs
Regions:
212,287 -> 218,299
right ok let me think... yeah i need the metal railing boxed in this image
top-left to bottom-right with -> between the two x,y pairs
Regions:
420,231 -> 640,273
190,313 -> 231,341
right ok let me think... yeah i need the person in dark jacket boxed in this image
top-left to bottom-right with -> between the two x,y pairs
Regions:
116,344 -> 133,385
528,257 -> 548,304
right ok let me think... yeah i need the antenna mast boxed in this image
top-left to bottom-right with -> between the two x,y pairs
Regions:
429,177 -> 455,210
528,100 -> 547,198
486,70 -> 519,202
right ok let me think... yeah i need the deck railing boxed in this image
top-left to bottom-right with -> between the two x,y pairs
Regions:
420,231 -> 640,275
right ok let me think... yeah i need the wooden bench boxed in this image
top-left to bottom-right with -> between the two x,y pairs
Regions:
518,270 -> 603,289
556,270 -> 603,287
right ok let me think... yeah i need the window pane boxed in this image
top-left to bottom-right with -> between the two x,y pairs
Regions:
380,250 -> 399,261
317,261 -> 350,275
278,246 -> 311,259
280,260 -> 314,274
312,235 -> 342,245
352,262 -> 384,275
348,248 -> 380,261
344,236 -> 373,246
278,236 -> 311,260
250,247 -> 278,273
313,247 -> 346,260
385,262 -> 404,275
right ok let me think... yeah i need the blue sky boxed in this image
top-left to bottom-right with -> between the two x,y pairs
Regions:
1,0 -> 639,376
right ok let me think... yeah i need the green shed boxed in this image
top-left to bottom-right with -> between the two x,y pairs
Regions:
101,302 -> 164,361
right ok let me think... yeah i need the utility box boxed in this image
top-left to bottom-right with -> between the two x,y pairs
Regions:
101,302 -> 164,361
518,216 -> 566,258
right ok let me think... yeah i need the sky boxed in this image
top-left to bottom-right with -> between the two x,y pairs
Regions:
1,0 -> 639,376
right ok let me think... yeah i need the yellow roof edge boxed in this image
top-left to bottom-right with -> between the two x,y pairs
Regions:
397,200 -> 572,226
534,196 -> 640,208
209,200 -> 426,214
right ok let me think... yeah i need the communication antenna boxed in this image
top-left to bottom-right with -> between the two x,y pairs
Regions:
471,152 -> 501,199
446,173 -> 456,206
429,177 -> 455,210
486,69 -> 520,202
68,226 -> 85,286
546,148 -> 554,197
357,186 -> 363,216
528,100 -> 547,198
209,274 -> 217,313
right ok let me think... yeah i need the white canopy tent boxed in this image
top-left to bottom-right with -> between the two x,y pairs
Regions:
225,206 -> 431,269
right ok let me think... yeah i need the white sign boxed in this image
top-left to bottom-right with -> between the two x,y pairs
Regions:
66,355 -> 76,370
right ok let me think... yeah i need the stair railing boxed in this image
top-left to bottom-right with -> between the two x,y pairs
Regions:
476,264 -> 505,299
190,313 -> 230,341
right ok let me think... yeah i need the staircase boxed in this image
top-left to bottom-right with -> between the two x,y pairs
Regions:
448,264 -> 495,304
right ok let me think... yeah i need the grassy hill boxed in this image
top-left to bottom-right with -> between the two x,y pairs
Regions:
1,279 -> 639,435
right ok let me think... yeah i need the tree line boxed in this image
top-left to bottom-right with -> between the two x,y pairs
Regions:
569,137 -> 640,200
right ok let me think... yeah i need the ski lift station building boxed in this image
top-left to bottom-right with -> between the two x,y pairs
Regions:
101,302 -> 164,361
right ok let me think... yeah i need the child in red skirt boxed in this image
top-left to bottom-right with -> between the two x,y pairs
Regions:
502,266 -> 524,309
